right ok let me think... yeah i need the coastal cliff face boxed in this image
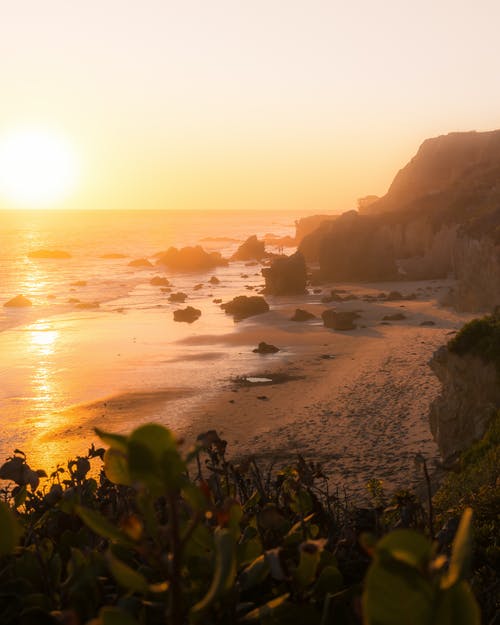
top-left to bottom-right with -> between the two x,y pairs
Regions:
299,130 -> 500,309
429,346 -> 500,461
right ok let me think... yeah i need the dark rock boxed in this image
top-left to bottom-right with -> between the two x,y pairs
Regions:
150,276 -> 170,287
231,235 -> 266,261
160,287 -> 172,293
382,312 -> 406,321
262,251 -> 307,295
322,310 -> 359,331
157,246 -> 227,272
4,294 -> 32,307
221,295 -> 270,320
321,295 -> 334,303
28,249 -> 71,259
213,298 -> 222,304
420,320 -> 436,326
386,291 -> 403,301
169,292 -> 188,303
193,284 -> 203,291
291,308 -> 316,322
253,342 -> 280,354
209,276 -> 220,284
128,258 -> 153,268
241,274 -> 249,279
173,306 -> 201,323
313,288 -> 322,294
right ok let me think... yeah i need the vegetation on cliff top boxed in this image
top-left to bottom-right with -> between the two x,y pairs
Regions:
448,309 -> 500,373
0,422 -> 485,625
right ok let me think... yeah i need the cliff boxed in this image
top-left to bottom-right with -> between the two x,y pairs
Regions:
299,130 -> 500,309
428,312 -> 500,461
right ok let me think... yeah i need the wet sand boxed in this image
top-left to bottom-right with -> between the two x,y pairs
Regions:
1,278 -> 474,501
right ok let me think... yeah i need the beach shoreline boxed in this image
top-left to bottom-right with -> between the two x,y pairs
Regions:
4,276 -> 474,503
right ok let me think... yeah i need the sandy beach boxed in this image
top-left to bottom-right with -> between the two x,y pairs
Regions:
4,276 -> 473,503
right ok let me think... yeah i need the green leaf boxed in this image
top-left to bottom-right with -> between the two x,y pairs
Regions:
375,529 -> 433,570
95,428 -> 128,453
293,539 -> 326,589
103,448 -> 131,486
239,554 -> 270,590
314,565 -> 343,597
106,551 -> 149,593
75,505 -> 133,546
435,580 -> 481,625
129,423 -> 177,459
238,593 -> 290,623
191,528 -> 236,618
99,606 -> 139,625
442,508 -> 473,589
363,556 -> 434,625
0,501 -> 22,555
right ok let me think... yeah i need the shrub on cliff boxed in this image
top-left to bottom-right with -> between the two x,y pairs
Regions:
448,310 -> 500,373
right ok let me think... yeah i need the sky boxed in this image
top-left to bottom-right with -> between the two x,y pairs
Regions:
1,0 -> 500,211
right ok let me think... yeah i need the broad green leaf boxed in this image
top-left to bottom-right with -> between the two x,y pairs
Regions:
239,593 -> 290,623
75,505 -> 133,546
0,501 -> 22,555
129,423 -> 177,459
294,540 -> 326,589
442,508 -> 473,589
95,428 -> 128,453
363,556 -> 434,625
435,580 -> 481,625
103,448 -> 131,486
106,551 -> 149,593
239,554 -> 270,590
237,536 -> 263,566
99,606 -> 139,625
314,565 -> 343,597
376,529 -> 433,570
191,528 -> 236,618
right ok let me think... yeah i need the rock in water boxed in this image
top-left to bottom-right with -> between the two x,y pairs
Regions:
291,308 -> 316,322
253,342 -> 280,354
169,292 -> 188,303
322,310 -> 359,331
150,276 -> 170,286
382,312 -> 406,321
231,235 -> 266,261
262,251 -> 307,295
156,246 -> 227,271
173,306 -> 201,323
4,295 -> 32,307
128,258 -> 153,268
221,296 -> 269,320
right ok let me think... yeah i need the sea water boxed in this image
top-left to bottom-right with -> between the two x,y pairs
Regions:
0,209 -> 323,469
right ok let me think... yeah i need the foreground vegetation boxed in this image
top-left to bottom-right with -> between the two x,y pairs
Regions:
1,419 -> 495,625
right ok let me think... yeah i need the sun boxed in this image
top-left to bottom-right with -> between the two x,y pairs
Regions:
0,126 -> 79,208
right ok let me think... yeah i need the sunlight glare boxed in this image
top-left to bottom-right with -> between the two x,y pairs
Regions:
0,127 -> 79,208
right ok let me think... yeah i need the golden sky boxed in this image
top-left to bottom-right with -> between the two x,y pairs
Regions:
1,0 -> 499,211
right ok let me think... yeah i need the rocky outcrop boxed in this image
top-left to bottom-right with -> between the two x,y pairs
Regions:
322,310 -> 359,331
173,306 -> 201,323
157,246 -> 227,272
150,276 -> 170,287
291,308 -> 316,322
168,292 -> 187,303
295,214 -> 337,244
231,236 -> 266,261
221,296 -> 269,321
253,342 -> 280,354
128,258 -> 153,268
429,346 -> 500,461
298,130 -> 500,308
4,295 -> 32,307
262,251 -> 307,295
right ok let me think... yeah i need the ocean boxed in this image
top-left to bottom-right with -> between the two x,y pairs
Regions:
0,208 -> 325,469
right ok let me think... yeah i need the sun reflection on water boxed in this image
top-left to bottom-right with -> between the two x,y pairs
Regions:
28,321 -> 59,430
